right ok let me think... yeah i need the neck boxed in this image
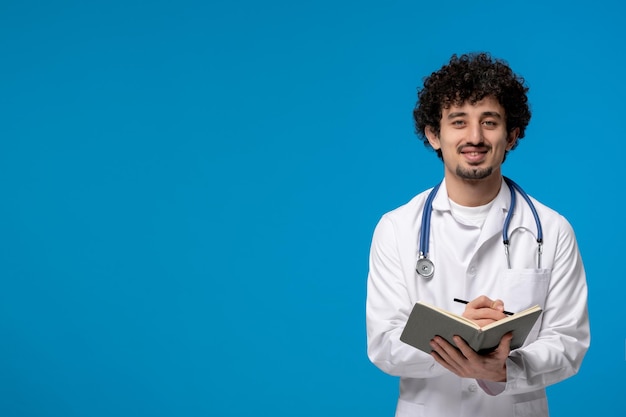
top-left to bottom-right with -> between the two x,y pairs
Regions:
444,173 -> 502,207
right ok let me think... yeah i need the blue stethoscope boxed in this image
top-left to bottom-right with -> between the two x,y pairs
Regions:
415,177 -> 543,279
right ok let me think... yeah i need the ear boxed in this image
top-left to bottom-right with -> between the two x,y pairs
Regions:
424,126 -> 441,150
506,128 -> 520,150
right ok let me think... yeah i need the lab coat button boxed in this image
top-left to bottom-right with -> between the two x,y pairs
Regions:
468,266 -> 477,276
468,383 -> 477,392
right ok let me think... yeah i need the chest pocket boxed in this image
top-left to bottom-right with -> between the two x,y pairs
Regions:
499,269 -> 551,347
499,269 -> 551,312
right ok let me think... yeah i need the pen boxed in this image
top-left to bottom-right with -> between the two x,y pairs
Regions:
453,298 -> 514,316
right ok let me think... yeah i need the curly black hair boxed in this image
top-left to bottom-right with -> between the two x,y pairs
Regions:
413,52 -> 531,159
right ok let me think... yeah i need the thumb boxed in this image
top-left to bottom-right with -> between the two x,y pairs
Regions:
498,332 -> 513,354
491,299 -> 505,312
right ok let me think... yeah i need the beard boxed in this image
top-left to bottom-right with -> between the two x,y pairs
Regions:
456,165 -> 493,180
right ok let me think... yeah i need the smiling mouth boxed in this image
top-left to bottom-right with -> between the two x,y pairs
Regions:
460,148 -> 489,164
460,149 -> 489,156
460,144 -> 491,154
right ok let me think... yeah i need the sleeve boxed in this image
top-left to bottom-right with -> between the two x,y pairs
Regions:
481,217 -> 590,396
366,215 -> 447,378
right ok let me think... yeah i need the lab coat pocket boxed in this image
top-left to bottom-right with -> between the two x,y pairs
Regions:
500,269 -> 550,347
499,269 -> 551,313
395,399 -> 424,417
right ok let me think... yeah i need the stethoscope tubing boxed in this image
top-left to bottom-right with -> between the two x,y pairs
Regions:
416,176 -> 543,278
418,182 -> 441,259
503,177 -> 543,269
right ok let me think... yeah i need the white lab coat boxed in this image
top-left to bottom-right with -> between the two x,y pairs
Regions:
366,179 -> 590,417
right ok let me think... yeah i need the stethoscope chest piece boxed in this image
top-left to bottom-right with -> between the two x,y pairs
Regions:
416,256 -> 434,279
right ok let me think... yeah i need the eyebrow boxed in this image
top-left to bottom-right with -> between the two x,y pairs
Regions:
446,111 -> 503,119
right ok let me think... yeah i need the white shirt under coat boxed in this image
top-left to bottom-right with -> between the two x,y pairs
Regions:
366,178 -> 590,417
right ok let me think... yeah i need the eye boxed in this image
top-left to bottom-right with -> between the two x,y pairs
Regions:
482,120 -> 498,128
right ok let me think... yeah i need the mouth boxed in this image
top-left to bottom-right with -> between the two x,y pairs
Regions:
460,147 -> 489,163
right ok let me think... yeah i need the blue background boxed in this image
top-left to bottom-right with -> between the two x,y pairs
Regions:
1,1 -> 624,415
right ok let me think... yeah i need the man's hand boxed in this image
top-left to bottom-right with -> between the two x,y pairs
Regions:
462,295 -> 508,327
429,333 -> 512,382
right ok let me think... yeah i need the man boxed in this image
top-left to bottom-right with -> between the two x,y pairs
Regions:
366,53 -> 589,416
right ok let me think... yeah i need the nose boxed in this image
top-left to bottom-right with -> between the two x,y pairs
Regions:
467,122 -> 483,144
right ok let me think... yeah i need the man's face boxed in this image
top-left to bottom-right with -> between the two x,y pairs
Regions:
425,96 -> 518,183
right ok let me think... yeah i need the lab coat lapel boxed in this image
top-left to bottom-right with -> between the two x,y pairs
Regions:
475,181 -> 512,250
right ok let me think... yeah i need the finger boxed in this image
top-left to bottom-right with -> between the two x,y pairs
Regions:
430,337 -> 464,363
431,350 -> 463,376
496,332 -> 513,355
452,335 -> 478,360
467,295 -> 494,309
464,307 -> 507,322
430,338 -> 464,373
491,299 -> 505,313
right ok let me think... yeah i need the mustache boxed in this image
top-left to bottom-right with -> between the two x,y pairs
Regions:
458,143 -> 492,152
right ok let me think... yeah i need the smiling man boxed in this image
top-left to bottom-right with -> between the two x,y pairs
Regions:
366,53 -> 590,417
425,96 -> 514,206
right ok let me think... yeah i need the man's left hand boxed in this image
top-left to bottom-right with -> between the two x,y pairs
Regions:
429,333 -> 512,382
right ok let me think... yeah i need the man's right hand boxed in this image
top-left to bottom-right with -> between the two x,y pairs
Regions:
462,295 -> 508,327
